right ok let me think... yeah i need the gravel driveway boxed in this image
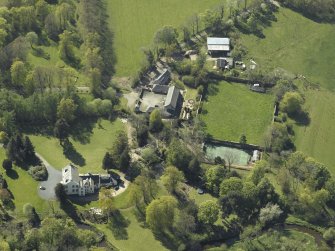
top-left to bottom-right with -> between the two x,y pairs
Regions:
36,153 -> 62,200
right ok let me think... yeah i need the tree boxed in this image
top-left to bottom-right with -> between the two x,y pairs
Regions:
205,165 -> 228,195
198,200 -> 219,225
26,32 -> 38,48
249,160 -> 268,185
99,187 -> 114,221
220,177 -> 243,197
23,203 -> 40,227
239,134 -> 247,144
54,119 -> 70,143
10,60 -> 27,87
259,203 -> 283,227
55,183 -> 67,204
57,98 -> 78,123
173,210 -> 196,237
146,196 -> 178,231
224,149 -> 237,170
119,149 -> 130,172
323,228 -> 335,245
102,152 -> 112,170
154,26 -> 178,48
23,136 -> 35,160
2,159 -> 12,171
280,92 -> 304,115
161,166 -> 185,194
167,139 -> 192,171
149,109 -> 163,132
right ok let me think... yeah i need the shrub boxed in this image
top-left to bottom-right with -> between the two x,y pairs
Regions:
182,75 -> 196,88
2,159 -> 12,171
28,165 -> 48,181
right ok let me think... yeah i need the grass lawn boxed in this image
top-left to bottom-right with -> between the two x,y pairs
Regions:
241,7 -> 335,171
228,228 -> 319,251
107,0 -> 222,77
241,7 -> 335,91
201,82 -> 274,145
293,89 -> 335,174
0,148 -> 52,214
29,119 -> 124,173
96,208 -> 168,251
27,45 -> 89,87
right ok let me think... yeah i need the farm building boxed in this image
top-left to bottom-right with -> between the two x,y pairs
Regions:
164,86 -> 183,117
152,84 -> 169,94
207,37 -> 230,56
217,57 -> 234,69
151,69 -> 171,86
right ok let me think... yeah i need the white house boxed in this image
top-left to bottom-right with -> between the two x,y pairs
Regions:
61,164 -> 117,196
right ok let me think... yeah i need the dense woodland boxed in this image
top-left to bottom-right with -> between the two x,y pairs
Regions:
0,0 -> 335,250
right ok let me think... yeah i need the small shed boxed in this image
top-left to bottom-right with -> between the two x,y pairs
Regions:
217,57 -> 234,69
250,84 -> 266,93
251,150 -> 261,162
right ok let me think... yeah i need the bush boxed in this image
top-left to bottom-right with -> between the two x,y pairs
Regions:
2,159 -> 12,171
182,75 -> 196,88
28,165 -> 48,181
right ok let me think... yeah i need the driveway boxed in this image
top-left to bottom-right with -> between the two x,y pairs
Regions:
36,153 -> 62,200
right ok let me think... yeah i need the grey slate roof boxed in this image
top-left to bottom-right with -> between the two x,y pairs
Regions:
207,37 -> 230,51
152,69 -> 170,85
164,86 -> 181,110
152,84 -> 169,94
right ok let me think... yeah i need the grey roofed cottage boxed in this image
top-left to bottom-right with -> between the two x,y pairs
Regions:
152,69 -> 170,85
207,37 -> 230,52
152,84 -> 169,94
164,86 -> 183,117
217,57 -> 234,69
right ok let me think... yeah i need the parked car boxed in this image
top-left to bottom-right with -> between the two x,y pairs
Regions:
39,186 -> 46,190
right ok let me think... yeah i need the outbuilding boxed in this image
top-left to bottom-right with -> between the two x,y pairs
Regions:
207,37 -> 230,56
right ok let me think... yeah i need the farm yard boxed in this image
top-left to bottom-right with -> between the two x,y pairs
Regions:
241,7 -> 335,172
107,0 -> 228,77
201,82 -> 274,145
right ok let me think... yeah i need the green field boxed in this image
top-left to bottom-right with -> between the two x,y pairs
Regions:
201,82 -> 274,145
0,148 -> 52,214
107,0 -> 222,76
294,90 -> 335,173
241,8 -> 335,91
228,229 -> 319,251
97,208 -> 168,251
241,7 -> 335,171
29,119 -> 124,173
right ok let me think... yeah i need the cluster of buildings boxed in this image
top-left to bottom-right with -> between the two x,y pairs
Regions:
135,68 -> 183,118
60,164 -> 118,196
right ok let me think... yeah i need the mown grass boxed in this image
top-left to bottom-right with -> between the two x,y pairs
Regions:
107,0 -> 224,77
27,45 -> 89,87
0,148 -> 52,214
29,119 -> 124,173
241,7 -> 335,172
201,82 -> 274,145
293,89 -> 335,174
96,208 -> 168,251
241,7 -> 335,91
228,228 -> 319,251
